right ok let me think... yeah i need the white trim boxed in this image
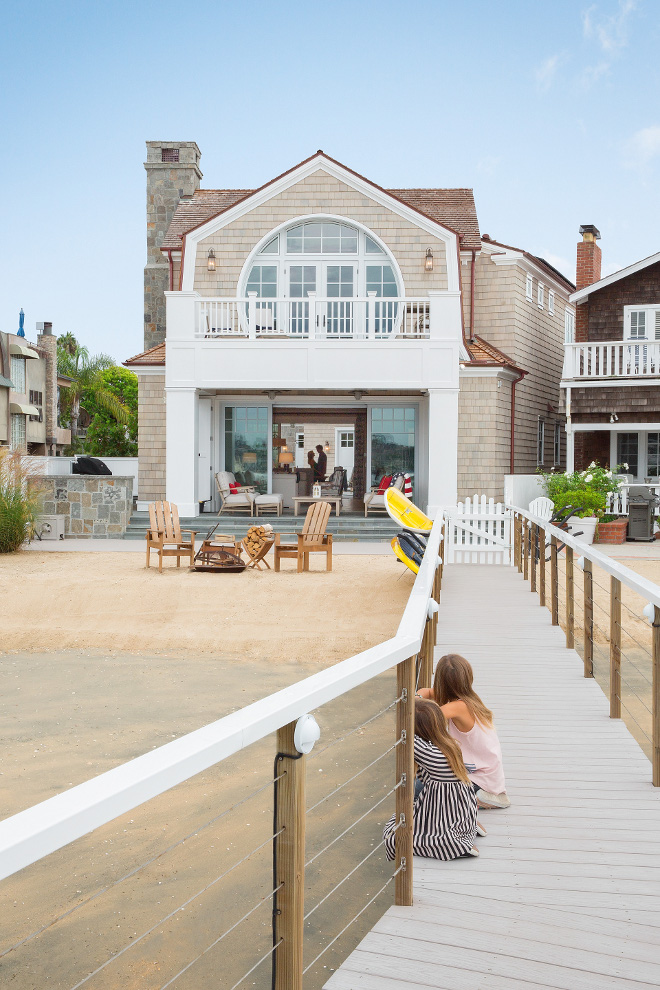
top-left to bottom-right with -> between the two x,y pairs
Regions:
483,242 -> 573,296
560,376 -> 660,389
570,251 -> 660,304
567,421 -> 660,432
459,365 -> 519,381
180,156 -> 460,293
131,365 -> 166,376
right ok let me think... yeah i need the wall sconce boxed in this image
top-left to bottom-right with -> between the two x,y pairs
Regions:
424,248 -> 433,272
207,248 -> 216,272
324,440 -> 330,452
610,412 -> 619,423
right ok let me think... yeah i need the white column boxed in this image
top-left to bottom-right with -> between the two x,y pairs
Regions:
566,424 -> 574,473
166,387 -> 199,516
427,388 -> 458,515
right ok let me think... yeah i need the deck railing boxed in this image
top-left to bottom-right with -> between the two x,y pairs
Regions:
563,340 -> 660,379
0,517 -> 444,990
511,505 -> 660,785
195,295 -> 430,340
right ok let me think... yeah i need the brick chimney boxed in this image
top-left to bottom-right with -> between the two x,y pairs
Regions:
575,225 -> 601,342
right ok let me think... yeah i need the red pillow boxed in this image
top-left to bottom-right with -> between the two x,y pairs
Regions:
377,475 -> 392,493
229,482 -> 240,493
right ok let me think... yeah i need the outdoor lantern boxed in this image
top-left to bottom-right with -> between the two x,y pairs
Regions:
207,248 -> 216,272
425,248 -> 434,272
324,440 -> 330,451
642,602 -> 656,625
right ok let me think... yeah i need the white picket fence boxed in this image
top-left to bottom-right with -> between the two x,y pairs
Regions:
444,495 -> 512,565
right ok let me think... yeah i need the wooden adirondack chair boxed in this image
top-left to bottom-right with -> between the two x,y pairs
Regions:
274,501 -> 333,572
146,501 -> 197,572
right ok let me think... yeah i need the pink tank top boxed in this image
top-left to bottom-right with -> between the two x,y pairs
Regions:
448,718 -> 506,795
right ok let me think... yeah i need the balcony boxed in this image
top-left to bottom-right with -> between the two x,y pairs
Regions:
562,340 -> 660,382
195,295 -> 430,340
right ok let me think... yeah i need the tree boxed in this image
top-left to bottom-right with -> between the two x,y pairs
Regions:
83,367 -> 138,457
57,338 -> 131,442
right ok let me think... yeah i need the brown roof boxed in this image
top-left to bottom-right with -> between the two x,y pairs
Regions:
465,335 -> 525,374
482,235 -> 575,292
161,152 -> 481,251
124,342 -> 165,366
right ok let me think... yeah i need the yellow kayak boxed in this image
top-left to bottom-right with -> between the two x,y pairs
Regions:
391,536 -> 419,574
385,487 -> 433,533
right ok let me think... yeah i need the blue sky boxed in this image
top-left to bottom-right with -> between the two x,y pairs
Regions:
1,0 -> 658,360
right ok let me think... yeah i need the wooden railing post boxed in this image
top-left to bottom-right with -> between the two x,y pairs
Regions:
551,535 -> 559,625
274,722 -> 306,990
419,619 -> 434,690
566,546 -> 574,649
395,656 -> 415,904
584,559 -> 594,677
610,577 -> 621,719
530,522 -> 537,593
539,525 -> 546,608
653,606 -> 660,787
523,518 -> 529,581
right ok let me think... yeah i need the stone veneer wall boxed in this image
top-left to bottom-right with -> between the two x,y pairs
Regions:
41,475 -> 134,537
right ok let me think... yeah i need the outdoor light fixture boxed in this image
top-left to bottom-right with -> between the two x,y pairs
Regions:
425,248 -> 434,272
610,412 -> 619,423
294,713 -> 321,754
207,248 -> 216,272
642,602 -> 656,625
324,440 -> 330,451
353,390 -> 363,401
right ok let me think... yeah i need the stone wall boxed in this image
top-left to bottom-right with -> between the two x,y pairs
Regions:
41,475 -> 134,537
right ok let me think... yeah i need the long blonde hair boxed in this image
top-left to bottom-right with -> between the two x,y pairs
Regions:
433,654 -> 494,728
415,699 -> 469,784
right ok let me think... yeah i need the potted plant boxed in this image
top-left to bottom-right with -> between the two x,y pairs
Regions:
538,463 -> 621,546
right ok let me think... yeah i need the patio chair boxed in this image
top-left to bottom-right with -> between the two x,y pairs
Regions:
215,471 -> 256,515
363,473 -> 405,517
146,501 -> 197,572
274,501 -> 333,572
320,466 -> 346,497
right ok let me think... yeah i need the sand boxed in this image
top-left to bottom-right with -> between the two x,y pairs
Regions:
0,550 -> 413,660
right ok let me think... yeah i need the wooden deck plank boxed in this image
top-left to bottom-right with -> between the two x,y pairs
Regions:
325,564 -> 660,989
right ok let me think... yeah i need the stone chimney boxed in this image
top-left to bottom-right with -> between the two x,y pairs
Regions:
143,141 -> 203,349
36,322 -> 58,452
575,225 -> 601,343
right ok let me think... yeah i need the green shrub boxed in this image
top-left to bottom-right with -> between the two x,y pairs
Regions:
553,489 -> 606,519
0,449 -> 44,553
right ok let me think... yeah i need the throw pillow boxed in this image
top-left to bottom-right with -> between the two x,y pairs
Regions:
229,482 -> 240,494
377,475 -> 392,493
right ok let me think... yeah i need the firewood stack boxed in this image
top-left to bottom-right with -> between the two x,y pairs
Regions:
244,524 -> 274,557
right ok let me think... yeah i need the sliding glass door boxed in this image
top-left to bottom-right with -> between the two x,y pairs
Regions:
224,406 -> 269,492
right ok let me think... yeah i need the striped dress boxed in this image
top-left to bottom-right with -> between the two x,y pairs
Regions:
383,735 -> 478,861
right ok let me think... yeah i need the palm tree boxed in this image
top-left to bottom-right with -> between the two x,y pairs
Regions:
57,342 -> 132,441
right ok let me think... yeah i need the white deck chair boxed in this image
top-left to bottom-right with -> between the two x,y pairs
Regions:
528,496 -> 554,545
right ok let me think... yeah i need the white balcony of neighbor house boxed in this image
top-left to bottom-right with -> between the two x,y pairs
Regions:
165,289 -> 462,392
562,340 -> 660,384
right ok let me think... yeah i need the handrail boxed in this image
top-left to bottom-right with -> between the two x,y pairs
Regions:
0,515 -> 444,882
513,504 -> 660,607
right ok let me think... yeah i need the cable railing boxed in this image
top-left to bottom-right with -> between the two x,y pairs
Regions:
511,507 -> 660,782
0,515 -> 445,990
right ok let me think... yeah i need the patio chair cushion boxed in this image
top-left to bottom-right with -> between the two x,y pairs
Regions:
254,494 -> 283,507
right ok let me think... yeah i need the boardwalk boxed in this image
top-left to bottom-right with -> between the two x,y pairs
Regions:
326,563 -> 660,990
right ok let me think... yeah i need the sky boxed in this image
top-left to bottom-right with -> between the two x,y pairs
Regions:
0,0 -> 658,362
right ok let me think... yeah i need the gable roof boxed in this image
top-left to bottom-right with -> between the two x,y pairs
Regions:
569,251 -> 660,304
481,235 -> 575,293
161,151 -> 481,251
464,336 -> 524,374
124,342 -> 165,367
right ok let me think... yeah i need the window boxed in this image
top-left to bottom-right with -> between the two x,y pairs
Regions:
224,406 -> 269,493
245,265 -> 277,298
286,222 -> 358,254
625,305 -> 660,340
537,418 -> 545,465
29,390 -> 43,423
548,290 -> 555,315
554,422 -> 561,466
617,433 -> 639,476
10,355 -> 25,392
370,407 -> 415,488
537,283 -> 544,310
10,413 -> 26,451
526,274 -> 533,300
648,434 -> 660,476
564,309 -> 575,343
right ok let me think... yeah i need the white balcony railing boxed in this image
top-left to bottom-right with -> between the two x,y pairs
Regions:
563,340 -> 660,380
195,295 -> 430,341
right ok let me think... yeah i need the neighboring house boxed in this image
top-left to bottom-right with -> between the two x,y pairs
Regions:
561,226 -> 660,480
126,142 -> 573,515
0,322 -> 71,454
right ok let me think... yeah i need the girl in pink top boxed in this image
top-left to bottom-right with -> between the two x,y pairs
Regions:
419,653 -> 510,809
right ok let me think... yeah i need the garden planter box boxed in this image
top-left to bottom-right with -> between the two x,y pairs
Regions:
595,518 -> 628,544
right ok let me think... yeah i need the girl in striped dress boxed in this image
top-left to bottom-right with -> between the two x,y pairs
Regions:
383,699 -> 478,861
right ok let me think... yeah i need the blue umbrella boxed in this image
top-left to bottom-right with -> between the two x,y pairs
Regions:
17,308 -> 25,338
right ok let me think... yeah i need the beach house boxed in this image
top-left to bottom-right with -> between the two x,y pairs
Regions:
126,142 -> 574,515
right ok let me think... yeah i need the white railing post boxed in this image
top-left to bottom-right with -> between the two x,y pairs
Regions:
366,291 -> 377,339
247,292 -> 257,339
307,292 -> 316,340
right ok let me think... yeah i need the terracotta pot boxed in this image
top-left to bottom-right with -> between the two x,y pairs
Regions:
595,518 -> 628,544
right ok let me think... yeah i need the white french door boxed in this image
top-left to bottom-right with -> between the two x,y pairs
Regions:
324,264 -> 356,336
287,263 -> 357,336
